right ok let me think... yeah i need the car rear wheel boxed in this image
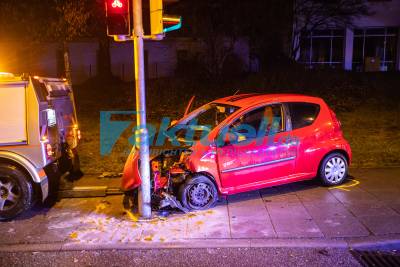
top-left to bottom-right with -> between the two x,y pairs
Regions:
0,164 -> 34,221
179,175 -> 218,211
319,153 -> 348,186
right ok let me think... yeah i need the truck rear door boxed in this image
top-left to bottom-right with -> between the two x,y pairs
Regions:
0,81 -> 28,145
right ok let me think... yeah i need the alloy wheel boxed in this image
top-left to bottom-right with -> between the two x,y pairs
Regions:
0,177 -> 20,211
324,157 -> 346,183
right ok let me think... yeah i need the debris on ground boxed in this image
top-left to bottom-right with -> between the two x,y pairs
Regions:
98,172 -> 123,178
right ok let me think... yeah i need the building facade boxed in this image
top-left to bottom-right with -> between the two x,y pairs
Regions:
0,37 -> 250,84
296,0 -> 400,71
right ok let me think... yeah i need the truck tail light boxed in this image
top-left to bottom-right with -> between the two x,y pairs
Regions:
46,143 -> 54,157
77,129 -> 81,140
40,135 -> 54,163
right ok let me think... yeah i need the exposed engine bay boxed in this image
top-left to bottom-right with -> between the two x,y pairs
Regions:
149,149 -> 194,213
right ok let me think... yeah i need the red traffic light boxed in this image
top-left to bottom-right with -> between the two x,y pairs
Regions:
106,0 -> 129,14
106,0 -> 130,36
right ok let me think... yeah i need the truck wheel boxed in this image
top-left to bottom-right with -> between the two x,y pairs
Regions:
179,175 -> 218,211
0,164 -> 34,221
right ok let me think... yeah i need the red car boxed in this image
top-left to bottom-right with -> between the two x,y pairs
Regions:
122,94 -> 351,211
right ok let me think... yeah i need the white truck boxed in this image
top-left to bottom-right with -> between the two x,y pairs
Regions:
0,73 -> 80,220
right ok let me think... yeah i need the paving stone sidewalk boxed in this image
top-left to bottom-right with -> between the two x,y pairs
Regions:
0,168 -> 399,247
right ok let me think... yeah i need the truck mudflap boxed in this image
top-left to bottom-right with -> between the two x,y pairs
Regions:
40,177 -> 49,201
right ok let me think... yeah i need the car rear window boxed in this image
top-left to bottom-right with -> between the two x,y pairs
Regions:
287,102 -> 320,130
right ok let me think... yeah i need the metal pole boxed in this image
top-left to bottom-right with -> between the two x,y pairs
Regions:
132,0 -> 151,219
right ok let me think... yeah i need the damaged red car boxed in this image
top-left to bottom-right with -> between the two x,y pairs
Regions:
122,94 -> 352,212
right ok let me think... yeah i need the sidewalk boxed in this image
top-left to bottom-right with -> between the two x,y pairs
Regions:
0,168 -> 399,251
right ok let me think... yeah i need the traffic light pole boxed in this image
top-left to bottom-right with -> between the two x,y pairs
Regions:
132,0 -> 151,219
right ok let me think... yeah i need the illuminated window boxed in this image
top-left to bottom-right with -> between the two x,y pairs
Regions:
299,29 -> 345,69
353,27 -> 398,71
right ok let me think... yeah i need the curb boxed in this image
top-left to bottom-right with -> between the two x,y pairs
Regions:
347,234 -> 400,249
1,236 -> 399,252
349,166 -> 400,170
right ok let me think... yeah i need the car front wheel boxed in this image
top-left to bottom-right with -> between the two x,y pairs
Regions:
179,175 -> 218,211
0,164 -> 35,221
319,153 -> 348,186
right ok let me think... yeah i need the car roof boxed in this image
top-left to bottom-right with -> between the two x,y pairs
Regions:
213,93 -> 324,107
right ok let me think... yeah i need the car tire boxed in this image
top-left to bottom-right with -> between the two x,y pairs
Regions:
179,174 -> 218,211
0,164 -> 35,221
319,152 -> 348,186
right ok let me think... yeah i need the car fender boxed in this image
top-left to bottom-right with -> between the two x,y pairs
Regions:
121,148 -> 142,191
308,139 -> 351,176
186,146 -> 224,194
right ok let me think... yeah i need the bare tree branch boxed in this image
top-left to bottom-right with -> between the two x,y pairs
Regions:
291,0 -> 370,60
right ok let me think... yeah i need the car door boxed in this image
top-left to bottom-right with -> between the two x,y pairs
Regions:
286,102 -> 321,175
216,104 -> 297,190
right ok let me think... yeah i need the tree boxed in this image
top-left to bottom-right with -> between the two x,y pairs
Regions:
0,0 -> 96,83
291,0 -> 370,60
174,0 -> 294,74
241,0 -> 293,69
173,0 -> 245,77
47,0 -> 91,84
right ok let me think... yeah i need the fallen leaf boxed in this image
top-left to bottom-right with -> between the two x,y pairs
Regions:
144,235 -> 153,241
95,203 -> 108,213
69,232 -> 78,239
125,210 -> 139,222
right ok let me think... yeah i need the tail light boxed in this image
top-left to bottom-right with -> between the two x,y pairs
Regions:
40,135 -> 54,163
77,129 -> 81,140
46,143 -> 54,157
329,109 -> 342,134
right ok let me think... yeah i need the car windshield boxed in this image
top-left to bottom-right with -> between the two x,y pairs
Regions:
175,103 -> 239,141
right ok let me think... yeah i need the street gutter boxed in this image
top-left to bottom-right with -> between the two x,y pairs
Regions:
1,235 -> 400,252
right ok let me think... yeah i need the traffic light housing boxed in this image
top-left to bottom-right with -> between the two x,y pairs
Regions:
105,0 -> 181,40
162,15 -> 182,33
150,0 -> 182,36
106,0 -> 131,36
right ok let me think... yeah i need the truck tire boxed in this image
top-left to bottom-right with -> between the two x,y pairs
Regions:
0,164 -> 35,221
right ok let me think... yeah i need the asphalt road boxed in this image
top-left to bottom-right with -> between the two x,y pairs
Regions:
0,247 -> 361,267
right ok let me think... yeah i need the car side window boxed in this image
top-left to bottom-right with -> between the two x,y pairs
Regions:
230,104 -> 284,139
287,102 -> 320,130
